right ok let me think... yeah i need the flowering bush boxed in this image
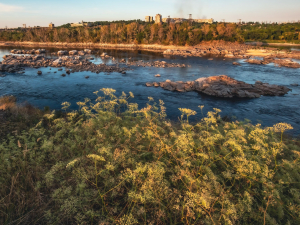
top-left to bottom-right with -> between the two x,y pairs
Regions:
0,89 -> 299,224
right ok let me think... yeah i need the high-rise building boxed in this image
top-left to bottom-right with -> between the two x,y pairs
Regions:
155,14 -> 162,24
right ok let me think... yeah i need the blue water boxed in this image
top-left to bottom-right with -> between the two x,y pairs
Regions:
1,46 -> 300,134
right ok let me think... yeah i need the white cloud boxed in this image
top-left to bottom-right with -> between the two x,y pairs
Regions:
0,3 -> 23,12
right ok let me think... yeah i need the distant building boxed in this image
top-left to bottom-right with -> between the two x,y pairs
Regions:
70,20 -> 91,27
145,16 -> 153,23
162,17 -> 214,24
155,14 -> 162,24
49,22 -> 55,29
162,18 -> 186,23
193,18 -> 214,24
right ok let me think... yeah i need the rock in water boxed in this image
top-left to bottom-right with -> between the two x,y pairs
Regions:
145,75 -> 291,98
69,50 -> 78,55
37,71 -> 42,75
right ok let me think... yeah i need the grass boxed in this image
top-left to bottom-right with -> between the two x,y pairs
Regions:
0,90 -> 299,224
0,96 -> 46,140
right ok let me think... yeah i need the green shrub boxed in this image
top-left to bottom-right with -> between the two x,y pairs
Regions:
0,88 -> 299,224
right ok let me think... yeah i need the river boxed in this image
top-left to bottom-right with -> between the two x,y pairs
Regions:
0,46 -> 299,134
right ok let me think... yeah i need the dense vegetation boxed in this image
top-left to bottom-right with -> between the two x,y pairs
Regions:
1,22 -> 300,45
0,89 -> 299,224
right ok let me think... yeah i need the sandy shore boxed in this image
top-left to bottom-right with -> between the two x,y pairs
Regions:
1,41 -> 299,60
245,50 -> 272,57
0,41 -> 190,52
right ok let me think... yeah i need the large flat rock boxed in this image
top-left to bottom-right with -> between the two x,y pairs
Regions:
146,75 -> 291,98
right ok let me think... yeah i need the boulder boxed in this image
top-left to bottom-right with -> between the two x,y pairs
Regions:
35,49 -> 46,54
69,50 -> 78,55
163,49 -> 173,55
146,82 -> 153,87
233,62 -> 241,66
52,59 -> 62,66
224,54 -> 235,58
37,71 -> 42,75
0,64 -> 6,71
246,59 -> 263,65
57,50 -> 68,55
84,49 -> 92,54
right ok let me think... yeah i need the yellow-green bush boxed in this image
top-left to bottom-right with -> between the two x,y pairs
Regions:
0,89 -> 299,224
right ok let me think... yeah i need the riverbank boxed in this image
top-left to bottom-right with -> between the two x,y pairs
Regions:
0,41 -> 188,52
246,41 -> 300,47
2,40 -> 300,60
0,40 -> 264,55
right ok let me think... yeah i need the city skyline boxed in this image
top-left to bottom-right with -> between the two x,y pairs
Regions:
0,0 -> 300,28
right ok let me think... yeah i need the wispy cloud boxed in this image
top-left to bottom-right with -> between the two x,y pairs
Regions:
0,3 -> 24,12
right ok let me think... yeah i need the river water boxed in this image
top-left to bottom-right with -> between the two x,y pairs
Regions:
0,46 -> 299,134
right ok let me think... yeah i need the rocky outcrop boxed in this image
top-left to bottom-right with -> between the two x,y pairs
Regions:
273,59 -> 300,68
246,57 -> 300,68
163,42 -> 252,59
1,54 -> 128,74
10,49 -> 46,54
127,60 -> 187,68
146,75 -> 291,98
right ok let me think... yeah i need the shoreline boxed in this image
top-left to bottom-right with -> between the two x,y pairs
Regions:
0,41 -> 190,52
246,41 -> 300,47
1,41 -> 300,61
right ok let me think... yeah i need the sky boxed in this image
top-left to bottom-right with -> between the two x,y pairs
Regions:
0,0 -> 299,28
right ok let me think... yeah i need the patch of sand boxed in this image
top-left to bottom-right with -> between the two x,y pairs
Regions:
245,49 -> 272,57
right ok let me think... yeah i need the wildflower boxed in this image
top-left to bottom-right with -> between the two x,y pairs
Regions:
66,158 -> 79,168
273,123 -> 293,133
198,105 -> 204,110
273,123 -> 293,143
129,91 -> 134,98
179,108 -> 197,123
101,88 -> 116,95
87,154 -> 105,162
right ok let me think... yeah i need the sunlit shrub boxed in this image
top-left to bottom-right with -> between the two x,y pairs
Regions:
0,89 -> 299,224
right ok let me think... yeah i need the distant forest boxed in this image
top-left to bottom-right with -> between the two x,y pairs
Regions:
1,21 -> 300,45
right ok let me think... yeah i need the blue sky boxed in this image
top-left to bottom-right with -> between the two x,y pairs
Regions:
0,0 -> 299,28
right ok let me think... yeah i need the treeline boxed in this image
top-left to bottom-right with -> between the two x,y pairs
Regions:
0,22 -> 299,45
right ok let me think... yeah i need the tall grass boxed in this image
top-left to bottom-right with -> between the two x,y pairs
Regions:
0,96 -> 44,140
0,89 -> 299,224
